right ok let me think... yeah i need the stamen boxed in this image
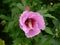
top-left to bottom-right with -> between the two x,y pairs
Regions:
28,20 -> 32,29
25,18 -> 35,28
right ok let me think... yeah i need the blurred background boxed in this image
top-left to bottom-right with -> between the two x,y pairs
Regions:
0,0 -> 60,45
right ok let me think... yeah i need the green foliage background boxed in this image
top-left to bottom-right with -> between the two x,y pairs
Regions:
0,0 -> 60,45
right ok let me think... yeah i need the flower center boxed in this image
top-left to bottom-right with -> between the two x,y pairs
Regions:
25,18 -> 35,28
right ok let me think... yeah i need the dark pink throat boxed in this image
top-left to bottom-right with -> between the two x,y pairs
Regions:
25,18 -> 35,28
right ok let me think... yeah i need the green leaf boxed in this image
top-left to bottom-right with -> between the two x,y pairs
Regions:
53,19 -> 60,36
13,38 -> 21,45
1,20 -> 7,25
53,19 -> 60,30
11,7 -> 20,20
45,27 -> 53,35
53,3 -> 60,10
40,35 -> 53,45
53,19 -> 59,27
43,14 -> 57,19
0,39 -> 5,45
0,15 -> 11,21
21,0 -> 26,7
3,0 -> 12,3
16,3 -> 25,10
3,21 -> 15,32
37,9 -> 48,14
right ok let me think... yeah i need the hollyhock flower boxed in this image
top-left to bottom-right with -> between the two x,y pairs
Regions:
19,7 -> 45,38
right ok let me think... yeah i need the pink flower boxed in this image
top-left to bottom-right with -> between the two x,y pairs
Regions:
19,8 -> 45,38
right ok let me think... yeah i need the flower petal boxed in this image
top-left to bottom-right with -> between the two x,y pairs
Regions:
28,12 -> 45,30
19,10 -> 45,38
19,11 -> 31,33
20,24 -> 30,33
19,11 -> 29,26
25,22 -> 41,38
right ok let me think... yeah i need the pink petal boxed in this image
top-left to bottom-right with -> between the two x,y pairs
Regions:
19,10 -> 45,38
35,13 -> 45,30
20,24 -> 30,33
19,11 -> 31,33
27,12 -> 45,30
19,11 -> 29,26
25,22 -> 41,38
